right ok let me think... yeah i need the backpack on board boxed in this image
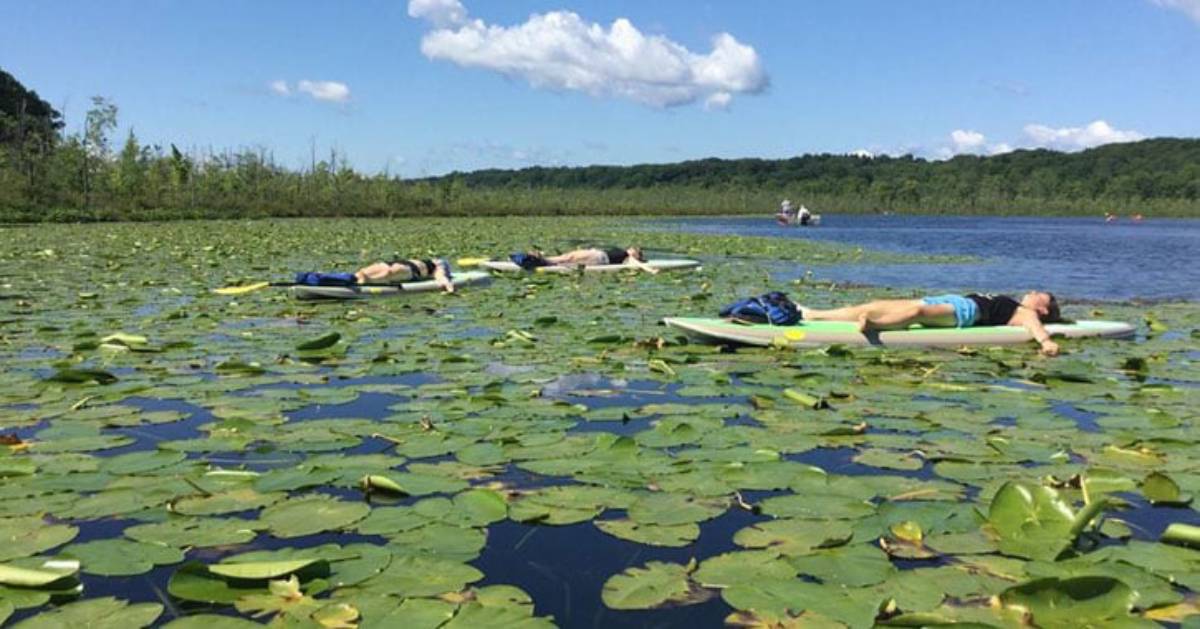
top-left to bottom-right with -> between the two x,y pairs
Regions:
719,291 -> 802,326
294,272 -> 358,287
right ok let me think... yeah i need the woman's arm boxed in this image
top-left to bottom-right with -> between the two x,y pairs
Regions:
1017,314 -> 1059,356
626,257 -> 660,274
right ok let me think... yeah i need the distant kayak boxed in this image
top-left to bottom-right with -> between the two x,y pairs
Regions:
290,271 -> 490,300
663,317 -> 1134,348
479,259 -> 701,274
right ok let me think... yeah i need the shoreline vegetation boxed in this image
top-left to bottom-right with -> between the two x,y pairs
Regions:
3,69 -> 1200,223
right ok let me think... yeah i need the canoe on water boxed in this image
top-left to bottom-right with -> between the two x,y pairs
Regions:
662,317 -> 1135,348
290,271 -> 491,300
479,259 -> 701,274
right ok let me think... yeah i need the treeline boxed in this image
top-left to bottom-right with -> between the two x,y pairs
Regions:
2,68 -> 1198,222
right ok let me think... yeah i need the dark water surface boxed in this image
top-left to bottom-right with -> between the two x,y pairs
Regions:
655,215 -> 1200,301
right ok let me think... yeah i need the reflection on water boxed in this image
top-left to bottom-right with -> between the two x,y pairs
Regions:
656,215 -> 1200,301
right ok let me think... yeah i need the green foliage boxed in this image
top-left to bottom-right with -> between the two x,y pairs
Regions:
2,67 -> 1199,221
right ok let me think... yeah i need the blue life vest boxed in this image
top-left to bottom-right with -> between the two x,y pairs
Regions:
510,253 -> 550,271
719,291 -> 802,326
294,272 -> 357,287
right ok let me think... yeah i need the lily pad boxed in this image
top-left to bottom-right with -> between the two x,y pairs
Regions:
601,561 -> 695,610
260,495 -> 370,538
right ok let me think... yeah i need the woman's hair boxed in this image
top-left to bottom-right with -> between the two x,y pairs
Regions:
1041,293 -> 1062,323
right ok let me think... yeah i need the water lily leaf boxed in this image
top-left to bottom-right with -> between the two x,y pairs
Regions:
0,516 -> 78,561
722,578 -> 882,629
168,562 -> 271,604
594,518 -> 699,547
297,331 -> 341,352
253,467 -> 342,493
986,481 -> 1105,561
386,523 -> 487,561
210,558 -> 324,580
10,596 -> 161,629
0,559 -> 79,587
998,577 -> 1137,628
786,543 -> 896,587
356,555 -> 482,597
124,515 -> 259,547
62,539 -> 184,576
733,518 -> 853,556
447,488 -> 508,526
354,505 -> 429,535
693,550 -> 798,588
260,495 -> 371,538
1142,472 -> 1192,506
173,488 -> 285,515
46,367 -> 118,385
328,545 -> 393,588
758,493 -> 876,520
601,561 -> 695,610
627,493 -> 728,526
98,450 -> 187,476
357,597 -> 456,628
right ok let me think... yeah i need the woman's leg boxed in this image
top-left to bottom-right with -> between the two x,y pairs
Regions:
546,250 -> 606,266
355,262 -> 392,283
803,299 -> 954,333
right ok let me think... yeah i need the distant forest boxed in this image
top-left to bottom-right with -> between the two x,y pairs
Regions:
2,68 -> 1198,222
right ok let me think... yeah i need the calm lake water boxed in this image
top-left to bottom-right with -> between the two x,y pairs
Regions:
656,215 -> 1200,302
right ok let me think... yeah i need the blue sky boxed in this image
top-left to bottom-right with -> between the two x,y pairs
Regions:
3,0 -> 1198,175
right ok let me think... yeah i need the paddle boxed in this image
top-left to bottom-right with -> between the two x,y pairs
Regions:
213,280 -> 411,296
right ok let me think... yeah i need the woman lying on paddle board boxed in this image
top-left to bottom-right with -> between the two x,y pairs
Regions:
800,292 -> 1063,355
517,247 -> 659,274
354,257 -> 455,292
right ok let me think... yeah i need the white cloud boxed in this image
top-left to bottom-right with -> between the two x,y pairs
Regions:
939,129 -> 1010,158
268,80 -> 351,103
950,129 -> 987,153
1150,0 -> 1200,24
408,0 -> 467,28
849,149 -> 875,159
1022,120 -> 1143,150
704,92 -> 733,110
408,1 -> 767,109
296,80 -> 351,103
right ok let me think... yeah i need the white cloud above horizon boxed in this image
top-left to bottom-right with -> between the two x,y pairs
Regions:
267,79 -> 351,103
932,120 -> 1143,159
1022,120 -> 1144,151
1150,0 -> 1200,24
406,0 -> 768,109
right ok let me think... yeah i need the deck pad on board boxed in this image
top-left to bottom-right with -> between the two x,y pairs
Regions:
663,317 -> 1134,348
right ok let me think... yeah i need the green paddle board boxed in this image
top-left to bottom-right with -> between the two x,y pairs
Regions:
663,317 -> 1135,348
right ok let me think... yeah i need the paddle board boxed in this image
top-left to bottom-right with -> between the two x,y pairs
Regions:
290,271 -> 491,300
663,317 -> 1135,348
479,259 -> 701,274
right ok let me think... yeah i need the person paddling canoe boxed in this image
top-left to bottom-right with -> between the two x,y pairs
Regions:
799,291 -> 1064,355
355,257 -> 455,292
516,247 -> 659,274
